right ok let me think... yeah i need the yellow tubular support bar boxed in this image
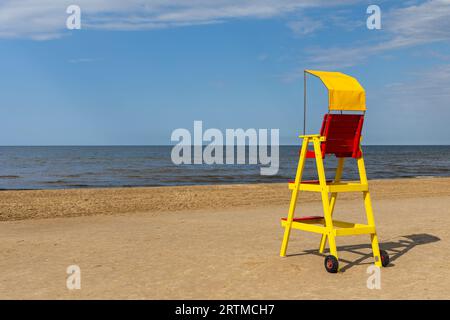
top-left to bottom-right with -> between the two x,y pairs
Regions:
279,136 -> 310,257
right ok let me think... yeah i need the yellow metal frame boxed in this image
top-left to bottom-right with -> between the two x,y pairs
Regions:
280,135 -> 382,269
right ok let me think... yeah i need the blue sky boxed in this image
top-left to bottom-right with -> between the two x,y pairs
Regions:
0,0 -> 449,145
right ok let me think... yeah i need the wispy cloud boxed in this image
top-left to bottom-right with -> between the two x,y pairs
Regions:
385,64 -> 450,106
0,0 -> 359,40
287,17 -> 323,36
291,0 -> 450,71
257,53 -> 269,62
68,58 -> 97,64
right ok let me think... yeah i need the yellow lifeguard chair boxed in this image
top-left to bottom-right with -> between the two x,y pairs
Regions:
280,70 -> 389,273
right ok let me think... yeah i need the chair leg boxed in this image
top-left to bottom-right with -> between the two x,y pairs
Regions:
280,137 -> 309,257
370,233 -> 382,267
314,137 -> 338,261
321,191 -> 338,260
280,190 -> 298,257
364,191 -> 382,267
319,193 -> 337,253
319,158 -> 345,253
318,234 -> 327,254
327,231 -> 338,259
358,155 -> 382,267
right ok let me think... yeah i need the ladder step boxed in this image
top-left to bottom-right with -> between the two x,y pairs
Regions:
288,181 -> 368,192
328,182 -> 368,193
281,218 -> 376,236
288,180 -> 332,185
281,216 -> 323,222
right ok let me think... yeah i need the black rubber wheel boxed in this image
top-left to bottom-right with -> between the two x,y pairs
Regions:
324,255 -> 339,273
380,250 -> 390,267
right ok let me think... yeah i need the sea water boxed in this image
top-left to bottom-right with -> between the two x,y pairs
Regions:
0,146 -> 449,190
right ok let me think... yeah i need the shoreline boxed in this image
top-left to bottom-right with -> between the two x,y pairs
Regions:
1,174 -> 449,191
1,177 -> 449,222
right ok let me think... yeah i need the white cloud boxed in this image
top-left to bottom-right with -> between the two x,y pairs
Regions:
287,18 -> 323,36
370,63 -> 450,144
385,64 -> 450,106
386,0 -> 450,47
0,0 -> 358,40
294,0 -> 450,71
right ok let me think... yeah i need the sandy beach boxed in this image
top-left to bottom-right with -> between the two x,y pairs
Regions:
0,177 -> 449,299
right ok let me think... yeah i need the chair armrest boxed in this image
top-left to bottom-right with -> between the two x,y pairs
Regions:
299,134 -> 326,141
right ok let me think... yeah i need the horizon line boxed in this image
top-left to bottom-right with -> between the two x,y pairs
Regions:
0,144 -> 449,147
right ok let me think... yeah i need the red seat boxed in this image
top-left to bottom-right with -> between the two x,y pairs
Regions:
306,114 -> 364,159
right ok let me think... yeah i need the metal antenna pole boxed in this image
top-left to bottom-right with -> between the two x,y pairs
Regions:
303,71 -> 307,135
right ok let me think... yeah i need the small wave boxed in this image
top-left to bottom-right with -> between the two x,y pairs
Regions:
57,172 -> 100,178
0,175 -> 20,179
58,174 -> 82,178
62,184 -> 91,188
45,180 -> 94,187
44,180 -> 67,184
414,175 -> 440,179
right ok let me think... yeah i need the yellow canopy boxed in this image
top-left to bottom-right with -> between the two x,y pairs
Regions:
305,70 -> 366,111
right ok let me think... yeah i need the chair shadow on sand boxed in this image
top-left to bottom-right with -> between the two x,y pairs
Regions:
287,233 -> 440,272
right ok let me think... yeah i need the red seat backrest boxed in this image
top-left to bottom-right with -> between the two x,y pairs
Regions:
318,113 -> 364,158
